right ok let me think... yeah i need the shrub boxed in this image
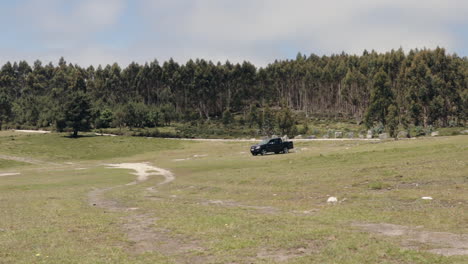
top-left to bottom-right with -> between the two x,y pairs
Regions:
222,109 -> 234,126
95,109 -> 113,129
414,126 -> 425,136
371,123 -> 385,136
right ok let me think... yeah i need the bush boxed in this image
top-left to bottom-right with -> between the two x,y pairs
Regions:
146,108 -> 162,127
222,109 -> 234,126
413,125 -> 434,136
414,126 -> 425,136
277,108 -> 296,136
300,122 -> 309,135
423,125 -> 434,136
95,109 -> 113,129
371,123 -> 385,136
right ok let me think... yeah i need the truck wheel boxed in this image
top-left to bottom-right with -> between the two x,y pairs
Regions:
261,149 -> 267,156
283,147 -> 288,154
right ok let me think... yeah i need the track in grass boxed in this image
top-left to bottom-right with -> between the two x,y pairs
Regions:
88,163 -> 207,263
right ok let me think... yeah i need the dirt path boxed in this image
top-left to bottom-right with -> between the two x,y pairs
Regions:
353,223 -> 468,256
104,163 -> 175,186
0,154 -> 44,165
12,129 -> 50,134
88,163 -> 206,263
0,172 -> 21,177
89,163 -> 314,262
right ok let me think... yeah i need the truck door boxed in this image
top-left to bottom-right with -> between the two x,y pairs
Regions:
266,139 -> 275,152
274,138 -> 283,152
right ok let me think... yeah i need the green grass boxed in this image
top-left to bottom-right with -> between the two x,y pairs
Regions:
0,130 -> 467,263
0,132 -> 184,162
0,159 -> 29,169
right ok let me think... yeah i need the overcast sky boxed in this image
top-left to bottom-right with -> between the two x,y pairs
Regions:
1,0 -> 467,67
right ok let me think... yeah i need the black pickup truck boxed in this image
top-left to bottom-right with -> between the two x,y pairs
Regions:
250,137 -> 294,156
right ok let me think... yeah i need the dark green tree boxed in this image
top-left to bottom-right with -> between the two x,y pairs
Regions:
277,107 -> 295,136
95,109 -> 113,129
146,107 -> 162,127
222,108 -> 234,126
261,106 -> 276,136
64,92 -> 92,137
0,48 -> 466,134
247,105 -> 260,128
0,92 -> 12,130
161,104 -> 176,126
364,70 -> 394,128
121,102 -> 149,128
386,104 -> 399,138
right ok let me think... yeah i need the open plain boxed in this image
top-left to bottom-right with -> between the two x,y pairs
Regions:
0,131 -> 467,263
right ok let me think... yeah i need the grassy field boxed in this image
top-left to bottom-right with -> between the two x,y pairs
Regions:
0,131 -> 467,263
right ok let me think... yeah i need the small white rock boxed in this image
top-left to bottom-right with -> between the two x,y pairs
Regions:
421,196 -> 433,200
327,197 -> 338,203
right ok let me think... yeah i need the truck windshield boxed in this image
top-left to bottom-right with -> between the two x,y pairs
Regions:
260,139 -> 269,144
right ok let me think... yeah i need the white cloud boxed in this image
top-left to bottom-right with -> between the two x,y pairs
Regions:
18,0 -> 125,46
5,0 -> 468,66
138,0 -> 468,64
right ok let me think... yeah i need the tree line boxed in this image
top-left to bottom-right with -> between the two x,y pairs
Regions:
0,48 -> 466,136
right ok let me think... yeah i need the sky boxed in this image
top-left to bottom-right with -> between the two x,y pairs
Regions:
0,0 -> 467,67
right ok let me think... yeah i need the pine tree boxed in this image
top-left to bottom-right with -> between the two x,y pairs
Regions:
64,92 -> 92,137
0,92 -> 11,130
386,104 -> 399,138
277,108 -> 295,136
364,70 -> 394,128
222,109 -> 234,126
262,106 -> 276,136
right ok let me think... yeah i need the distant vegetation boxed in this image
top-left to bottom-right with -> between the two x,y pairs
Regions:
0,48 -> 466,137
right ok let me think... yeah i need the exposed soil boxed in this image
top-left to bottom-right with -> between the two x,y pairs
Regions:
88,186 -> 123,211
353,222 -> 468,256
257,241 -> 323,262
88,163 -> 207,263
13,129 -> 50,134
94,133 -> 117,137
0,154 -> 43,165
89,162 -> 321,262
104,162 -> 175,185
172,154 -> 208,162
0,172 -> 21,177
124,213 -> 204,256
173,158 -> 190,162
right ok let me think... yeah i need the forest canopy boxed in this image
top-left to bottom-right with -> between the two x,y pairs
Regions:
0,48 -> 466,136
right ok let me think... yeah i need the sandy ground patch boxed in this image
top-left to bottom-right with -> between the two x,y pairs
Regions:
13,129 -> 50,134
105,163 -> 174,185
256,241 -> 323,262
172,158 -> 190,162
0,154 -> 43,165
172,154 -> 208,162
95,133 -> 117,137
353,222 -> 468,256
0,172 -> 21,177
